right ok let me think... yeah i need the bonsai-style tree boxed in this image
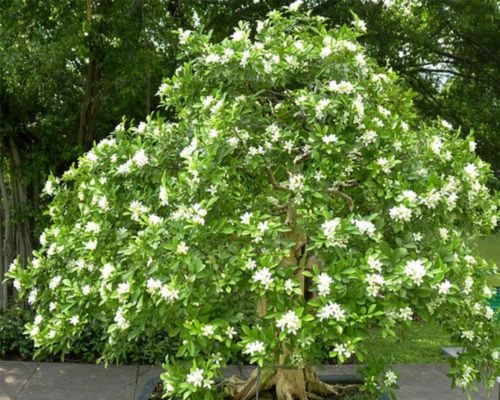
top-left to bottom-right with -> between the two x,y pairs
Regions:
8,3 -> 499,399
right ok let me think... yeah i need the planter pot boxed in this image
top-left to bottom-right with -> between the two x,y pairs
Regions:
137,372 -> 392,400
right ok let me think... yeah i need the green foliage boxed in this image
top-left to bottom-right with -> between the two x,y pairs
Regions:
0,306 -> 34,359
315,0 -> 500,174
6,5 -> 499,400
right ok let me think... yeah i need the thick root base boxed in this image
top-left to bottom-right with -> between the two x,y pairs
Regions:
227,368 -> 359,400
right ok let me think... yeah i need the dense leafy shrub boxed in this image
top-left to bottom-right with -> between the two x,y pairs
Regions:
8,3 -> 498,399
0,306 -> 34,359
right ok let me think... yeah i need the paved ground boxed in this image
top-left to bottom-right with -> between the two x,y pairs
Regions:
0,361 -> 498,400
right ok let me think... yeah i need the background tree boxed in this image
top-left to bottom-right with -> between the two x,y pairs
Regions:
8,7 -> 498,399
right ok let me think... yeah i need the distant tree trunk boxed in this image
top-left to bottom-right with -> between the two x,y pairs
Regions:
8,137 -> 32,265
78,58 -> 100,150
0,157 -> 11,310
78,0 -> 100,150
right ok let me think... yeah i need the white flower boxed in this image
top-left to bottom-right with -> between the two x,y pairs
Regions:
322,218 -> 340,239
464,163 -> 478,180
441,120 -> 453,130
318,302 -> 346,321
49,302 -> 56,311
276,310 -> 301,334
132,149 -> 149,167
186,368 -> 205,387
252,268 -> 274,289
384,370 -> 397,386
430,136 -> 443,155
315,98 -> 330,117
485,306 -> 494,320
333,343 -> 354,358
101,263 -> 115,279
29,326 -> 40,337
288,0 -> 303,11
146,278 -> 162,292
367,255 -> 383,272
284,279 -> 295,293
85,240 -> 97,250
354,219 -> 376,236
399,306 -> 413,321
461,330 -> 474,341
322,134 -> 338,144
360,130 -> 377,145
317,273 -> 333,296
226,326 -> 237,339
439,228 -> 449,240
117,160 -> 132,174
117,282 -> 130,295
177,241 -> 189,255
329,80 -> 354,94
160,285 -> 180,302
245,259 -> 257,270
85,221 -> 100,234
159,186 -> 169,206
148,214 -> 163,225
469,141 -> 476,152
48,330 -> 56,339
114,307 -> 129,330
389,205 -> 412,222
206,53 -> 221,64
13,279 -> 21,291
49,275 -> 62,290
377,157 -> 391,173
244,340 -> 265,356
28,289 -> 38,305
355,53 -> 366,67
98,196 -> 109,210
437,280 -> 451,295
240,50 -> 250,67
366,273 -> 385,297
288,173 -> 304,191
400,190 -> 418,203
44,180 -> 55,196
202,325 -> 215,336
82,285 -> 91,295
240,212 -> 253,225
34,315 -> 43,325
69,315 -> 80,326
257,221 -> 269,233
423,189 -> 441,209
404,260 -> 426,286
179,29 -> 191,45
231,30 -> 246,41
463,276 -> 474,295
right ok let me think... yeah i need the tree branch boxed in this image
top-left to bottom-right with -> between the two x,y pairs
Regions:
327,187 -> 354,212
266,166 -> 288,192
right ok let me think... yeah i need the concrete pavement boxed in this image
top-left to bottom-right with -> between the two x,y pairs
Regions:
0,361 -> 498,400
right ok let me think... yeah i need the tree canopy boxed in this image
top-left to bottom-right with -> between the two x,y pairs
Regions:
8,7 -> 498,399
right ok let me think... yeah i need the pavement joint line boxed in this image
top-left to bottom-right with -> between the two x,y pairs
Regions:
17,361 -> 40,398
132,365 -> 140,400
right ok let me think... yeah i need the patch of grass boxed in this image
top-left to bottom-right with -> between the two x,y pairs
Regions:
477,234 -> 500,287
366,321 -> 454,364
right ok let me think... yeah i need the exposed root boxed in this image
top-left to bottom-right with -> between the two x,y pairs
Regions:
225,367 -> 361,400
306,392 -> 323,400
233,369 -> 276,400
304,368 -> 341,397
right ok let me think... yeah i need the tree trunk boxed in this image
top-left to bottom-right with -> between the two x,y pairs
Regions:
0,158 -> 11,310
8,137 -> 32,264
78,0 -> 101,150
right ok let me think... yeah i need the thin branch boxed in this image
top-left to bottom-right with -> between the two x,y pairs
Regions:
294,152 -> 311,165
266,166 -> 288,192
327,187 -> 354,212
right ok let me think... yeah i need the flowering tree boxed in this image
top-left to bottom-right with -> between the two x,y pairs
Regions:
8,3 -> 499,399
